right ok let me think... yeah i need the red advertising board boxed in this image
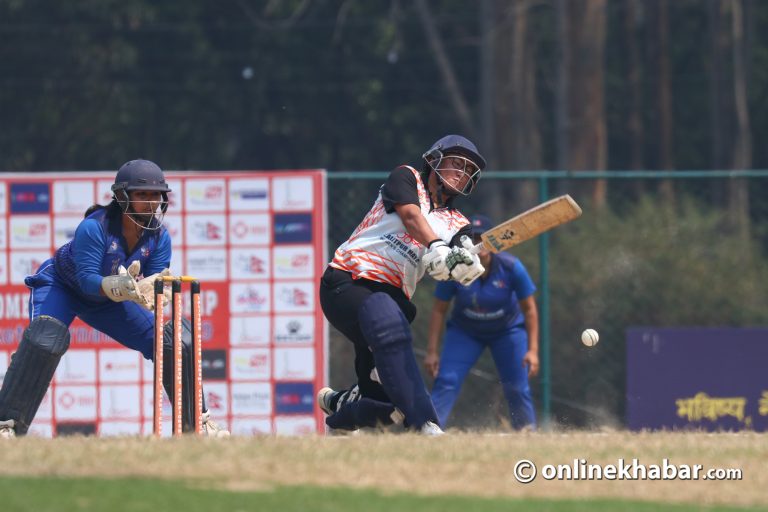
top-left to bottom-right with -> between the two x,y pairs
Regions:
0,170 -> 328,436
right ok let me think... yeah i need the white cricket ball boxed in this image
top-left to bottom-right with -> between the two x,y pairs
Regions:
581,328 -> 599,347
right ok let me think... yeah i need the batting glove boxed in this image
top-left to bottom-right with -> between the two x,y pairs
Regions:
448,236 -> 485,286
423,239 -> 452,281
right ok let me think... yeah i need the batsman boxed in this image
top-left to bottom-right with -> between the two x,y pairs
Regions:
0,160 -> 227,438
318,135 -> 487,435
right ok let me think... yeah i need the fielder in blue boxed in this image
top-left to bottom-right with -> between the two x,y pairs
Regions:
0,160 -> 227,438
424,214 -> 540,430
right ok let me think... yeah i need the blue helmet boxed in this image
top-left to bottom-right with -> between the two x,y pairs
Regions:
112,159 -> 171,213
423,135 -> 487,171
422,135 -> 486,195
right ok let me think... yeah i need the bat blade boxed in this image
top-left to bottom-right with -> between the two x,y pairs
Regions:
471,195 -> 582,254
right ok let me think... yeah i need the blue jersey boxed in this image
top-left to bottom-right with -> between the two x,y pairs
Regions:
49,206 -> 171,302
434,252 -> 535,336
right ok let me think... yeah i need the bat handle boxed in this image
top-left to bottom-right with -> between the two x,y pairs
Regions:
469,243 -> 483,255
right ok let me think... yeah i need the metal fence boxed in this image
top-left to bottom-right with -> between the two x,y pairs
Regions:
325,170 -> 768,430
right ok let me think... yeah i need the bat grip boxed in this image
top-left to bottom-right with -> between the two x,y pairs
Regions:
469,243 -> 483,255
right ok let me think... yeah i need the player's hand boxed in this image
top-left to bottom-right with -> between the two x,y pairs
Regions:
423,240 -> 452,281
136,268 -> 172,311
423,351 -> 440,378
448,236 -> 485,285
101,265 -> 146,307
126,260 -> 141,280
523,350 -> 540,378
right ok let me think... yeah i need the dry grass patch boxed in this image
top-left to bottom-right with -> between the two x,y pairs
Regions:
0,430 -> 764,507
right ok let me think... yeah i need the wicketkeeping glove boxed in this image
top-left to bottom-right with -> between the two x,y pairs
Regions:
101,263 -> 148,308
136,268 -> 172,311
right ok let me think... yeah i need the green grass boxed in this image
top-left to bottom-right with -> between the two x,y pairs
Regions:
0,477 -> 759,512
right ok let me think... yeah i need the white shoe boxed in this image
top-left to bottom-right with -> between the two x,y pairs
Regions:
0,419 -> 16,439
317,387 -> 336,415
317,385 -> 360,415
420,421 -> 444,436
317,386 -> 361,435
201,411 -> 230,437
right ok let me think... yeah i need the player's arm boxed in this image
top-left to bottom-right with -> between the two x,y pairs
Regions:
519,295 -> 539,377
382,167 -> 441,246
394,203 -> 441,246
425,296 -> 452,378
513,257 -> 539,377
382,167 -> 452,280
71,219 -> 111,296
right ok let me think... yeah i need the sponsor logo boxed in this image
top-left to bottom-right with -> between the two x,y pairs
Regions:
10,253 -> 47,285
10,217 -> 50,248
205,390 -> 226,412
230,316 -> 270,346
272,177 -> 314,211
56,387 -> 97,418
186,251 -> 227,280
186,216 -> 226,245
231,383 -> 271,415
279,287 -> 309,307
56,423 -> 97,436
274,347 -> 315,380
10,183 -> 50,213
0,292 -> 31,319
274,316 -> 314,344
229,214 -> 271,245
233,253 -> 267,276
236,290 -> 267,309
231,285 -> 269,313
233,189 -> 267,200
101,385 -> 140,418
202,349 -> 227,380
186,181 -> 226,210
273,248 -> 313,278
230,348 -> 270,380
273,213 -> 312,243
189,185 -> 224,201
275,382 -> 315,414
204,186 -> 224,200
53,181 -> 94,214
56,351 -> 97,384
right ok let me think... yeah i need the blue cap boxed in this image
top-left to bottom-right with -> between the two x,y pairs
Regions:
469,214 -> 493,235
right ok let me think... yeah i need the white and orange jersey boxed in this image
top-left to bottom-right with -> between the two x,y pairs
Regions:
330,166 -> 469,298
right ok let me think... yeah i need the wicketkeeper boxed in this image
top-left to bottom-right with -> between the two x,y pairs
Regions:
0,160 -> 227,438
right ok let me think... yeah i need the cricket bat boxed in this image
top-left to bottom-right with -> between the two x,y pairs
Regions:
470,194 -> 582,254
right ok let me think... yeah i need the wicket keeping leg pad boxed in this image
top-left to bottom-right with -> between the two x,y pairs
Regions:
161,317 -> 206,432
357,293 -> 438,428
326,397 -> 400,430
0,316 -> 70,435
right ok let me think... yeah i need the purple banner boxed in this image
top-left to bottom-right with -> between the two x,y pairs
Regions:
627,327 -> 768,431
